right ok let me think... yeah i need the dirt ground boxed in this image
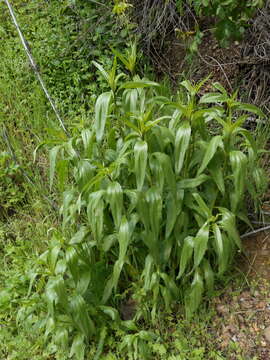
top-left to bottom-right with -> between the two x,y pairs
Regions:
148,4 -> 270,113
207,230 -> 270,360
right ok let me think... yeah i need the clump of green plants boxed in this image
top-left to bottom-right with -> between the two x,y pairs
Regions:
43,48 -> 267,358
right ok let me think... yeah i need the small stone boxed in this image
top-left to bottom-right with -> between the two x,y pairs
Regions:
241,291 -> 250,298
216,304 -> 229,315
257,301 -> 266,309
263,326 -> 270,342
238,314 -> 245,324
241,300 -> 252,309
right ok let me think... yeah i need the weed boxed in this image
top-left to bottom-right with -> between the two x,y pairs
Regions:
44,52 -> 267,357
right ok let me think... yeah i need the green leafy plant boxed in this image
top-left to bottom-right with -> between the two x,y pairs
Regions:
176,0 -> 266,47
113,0 -> 133,15
44,50 -> 267,358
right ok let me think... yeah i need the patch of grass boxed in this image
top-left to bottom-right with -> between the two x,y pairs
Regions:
0,204 -> 56,359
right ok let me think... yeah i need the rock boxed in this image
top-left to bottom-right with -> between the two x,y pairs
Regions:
263,326 -> 270,343
257,301 -> 266,309
216,304 -> 229,315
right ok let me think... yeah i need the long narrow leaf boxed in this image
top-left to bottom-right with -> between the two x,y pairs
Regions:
175,120 -> 191,174
134,140 -> 148,190
194,222 -> 209,267
212,223 -> 228,275
70,295 -> 95,337
102,217 -> 130,303
218,207 -> 242,249
229,151 -> 247,212
192,193 -> 211,219
208,157 -> 225,194
202,259 -> 214,293
95,91 -> 112,142
106,182 -> 123,229
49,145 -> 61,190
199,92 -> 227,104
120,80 -> 159,89
87,191 -> 104,243
185,270 -> 204,318
92,61 -> 110,84
178,236 -> 194,279
197,136 -> 223,175
118,216 -> 130,262
153,152 -> 176,195
178,174 -> 209,189
165,193 -> 177,238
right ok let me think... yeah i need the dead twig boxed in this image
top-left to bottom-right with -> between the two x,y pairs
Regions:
241,225 -> 270,239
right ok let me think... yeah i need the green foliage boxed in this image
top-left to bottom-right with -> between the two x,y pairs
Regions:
0,1 -> 268,358
0,151 -> 26,218
0,0 -> 137,123
45,52 -> 266,357
0,210 -> 54,360
177,0 -> 266,47
113,0 -> 133,15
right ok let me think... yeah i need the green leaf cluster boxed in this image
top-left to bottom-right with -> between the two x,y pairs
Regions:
176,0 -> 265,46
46,55 -> 267,357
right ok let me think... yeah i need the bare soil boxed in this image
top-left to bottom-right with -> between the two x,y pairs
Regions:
207,231 -> 270,359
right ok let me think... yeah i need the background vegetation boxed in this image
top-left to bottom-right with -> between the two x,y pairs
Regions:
0,0 -> 269,359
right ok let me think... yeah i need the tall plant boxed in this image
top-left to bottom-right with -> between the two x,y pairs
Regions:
44,55 -> 266,358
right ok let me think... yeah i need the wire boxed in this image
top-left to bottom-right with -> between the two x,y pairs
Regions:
3,0 -> 69,137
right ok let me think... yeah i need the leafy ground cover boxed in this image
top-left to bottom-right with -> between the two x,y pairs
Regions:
1,217 -> 270,360
0,1 -> 269,360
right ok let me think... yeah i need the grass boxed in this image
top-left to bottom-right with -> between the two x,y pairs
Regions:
0,230 -> 258,360
0,206 -> 55,360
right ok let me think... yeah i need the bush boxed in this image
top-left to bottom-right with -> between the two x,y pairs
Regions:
43,50 -> 267,358
182,0 -> 266,46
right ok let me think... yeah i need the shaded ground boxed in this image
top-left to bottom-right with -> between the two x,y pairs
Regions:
164,27 -> 270,112
164,31 -> 242,92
